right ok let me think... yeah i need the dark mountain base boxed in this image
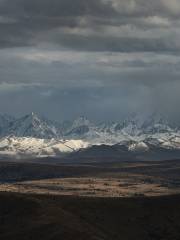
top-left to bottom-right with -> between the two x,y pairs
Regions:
0,192 -> 180,240
67,144 -> 180,162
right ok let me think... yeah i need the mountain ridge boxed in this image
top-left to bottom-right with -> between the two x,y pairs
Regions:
0,112 -> 180,158
0,112 -> 178,140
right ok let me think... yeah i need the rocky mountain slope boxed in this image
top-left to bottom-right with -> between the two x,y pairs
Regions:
0,136 -> 89,157
0,112 -> 179,157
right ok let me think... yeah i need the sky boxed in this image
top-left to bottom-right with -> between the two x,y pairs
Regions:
0,0 -> 180,122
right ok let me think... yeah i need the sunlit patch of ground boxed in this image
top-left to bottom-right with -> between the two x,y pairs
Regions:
0,176 -> 179,197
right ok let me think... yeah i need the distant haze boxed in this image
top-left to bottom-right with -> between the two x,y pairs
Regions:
0,0 -> 180,122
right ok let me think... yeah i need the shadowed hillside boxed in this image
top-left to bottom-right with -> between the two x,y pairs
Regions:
0,192 -> 180,240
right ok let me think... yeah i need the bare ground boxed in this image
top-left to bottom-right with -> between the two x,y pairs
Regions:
1,175 -> 180,197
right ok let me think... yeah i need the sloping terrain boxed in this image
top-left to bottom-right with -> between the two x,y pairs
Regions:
0,192 -> 180,240
0,112 -> 179,144
68,143 -> 180,162
0,137 -> 89,157
0,112 -> 180,158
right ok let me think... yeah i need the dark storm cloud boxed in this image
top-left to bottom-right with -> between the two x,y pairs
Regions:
1,81 -> 179,123
0,0 -> 115,49
0,0 -> 180,52
0,0 -> 114,17
51,34 -> 178,52
1,48 -> 180,87
0,0 -> 180,121
0,84 -> 157,121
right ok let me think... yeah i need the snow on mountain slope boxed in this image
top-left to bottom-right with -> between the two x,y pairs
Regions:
62,113 -> 175,144
0,112 -> 176,141
0,112 -> 180,157
0,137 -> 89,157
128,141 -> 149,152
7,112 -> 61,139
64,116 -> 94,137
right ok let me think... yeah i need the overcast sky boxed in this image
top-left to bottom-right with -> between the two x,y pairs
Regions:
0,0 -> 180,122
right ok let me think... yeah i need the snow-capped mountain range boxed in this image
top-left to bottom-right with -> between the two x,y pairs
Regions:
0,112 -> 180,157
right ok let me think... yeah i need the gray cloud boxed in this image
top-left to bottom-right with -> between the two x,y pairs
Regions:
0,0 -> 180,52
0,82 -> 179,123
0,0 -> 180,121
0,48 -> 180,87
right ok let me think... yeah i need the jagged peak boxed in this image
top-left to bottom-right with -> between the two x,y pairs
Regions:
72,116 -> 91,127
123,111 -> 170,126
25,112 -> 39,118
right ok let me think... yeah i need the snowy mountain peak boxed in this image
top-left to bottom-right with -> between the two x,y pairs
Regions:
63,116 -> 92,137
7,113 -> 60,139
0,112 -> 180,157
72,116 -> 91,128
24,112 -> 41,120
0,112 -> 178,145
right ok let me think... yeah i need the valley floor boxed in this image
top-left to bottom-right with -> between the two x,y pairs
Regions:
1,175 -> 180,197
0,159 -> 180,197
